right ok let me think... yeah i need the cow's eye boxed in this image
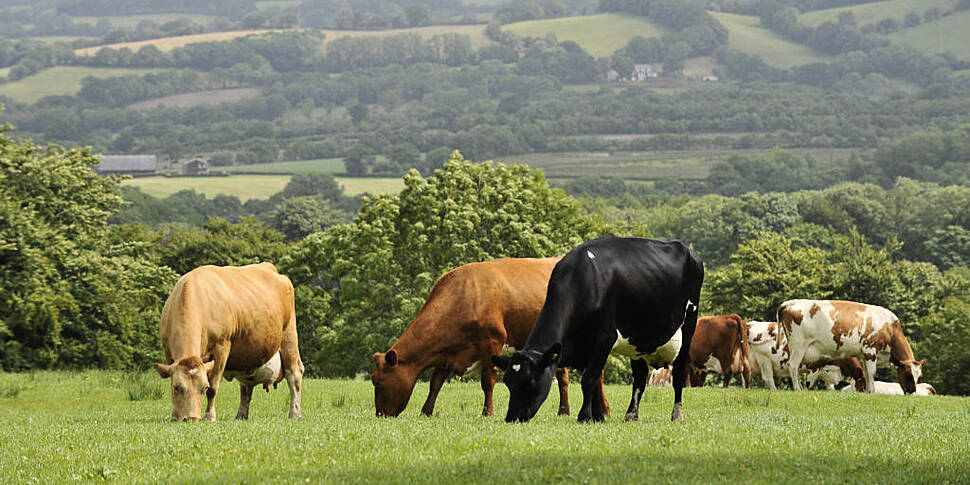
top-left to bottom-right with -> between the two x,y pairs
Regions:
174,386 -> 185,394
202,385 -> 210,393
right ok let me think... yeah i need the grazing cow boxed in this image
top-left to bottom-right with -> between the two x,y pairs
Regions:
493,235 -> 704,423
806,358 -> 865,391
778,299 -> 925,394
155,263 -> 303,421
841,381 -> 936,395
688,314 -> 751,388
371,258 -> 610,417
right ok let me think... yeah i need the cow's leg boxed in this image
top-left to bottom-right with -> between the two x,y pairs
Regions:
742,362 -> 751,389
760,358 -> 777,390
480,359 -> 498,417
787,347 -> 806,391
720,357 -> 733,388
624,358 -> 648,421
421,367 -> 449,417
235,383 -> 254,420
671,301 -> 698,422
577,338 -> 614,423
280,312 -> 304,419
556,368 -> 569,416
598,371 -> 611,416
862,355 -> 877,393
204,346 -> 230,422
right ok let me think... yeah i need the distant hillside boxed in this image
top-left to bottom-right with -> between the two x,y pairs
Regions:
502,14 -> 669,58
319,24 -> 493,49
799,0 -> 956,27
710,12 -> 832,69
74,29 -> 289,55
127,88 -> 262,110
888,9 -> 970,61
0,66 -> 171,104
73,13 -> 217,29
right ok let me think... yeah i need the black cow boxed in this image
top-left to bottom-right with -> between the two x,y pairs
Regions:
493,235 -> 704,423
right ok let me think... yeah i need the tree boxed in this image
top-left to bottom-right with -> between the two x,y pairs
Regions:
280,152 -> 604,375
0,121 -> 177,370
280,173 -> 343,202
271,196 -> 348,242
405,3 -> 431,27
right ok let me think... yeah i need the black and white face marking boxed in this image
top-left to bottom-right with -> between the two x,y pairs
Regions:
494,345 -> 560,423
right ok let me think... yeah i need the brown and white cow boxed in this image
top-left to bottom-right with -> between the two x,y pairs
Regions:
688,314 -> 750,388
778,299 -> 925,394
748,320 -> 865,390
155,263 -> 303,421
371,257 -> 610,417
806,358 -> 865,391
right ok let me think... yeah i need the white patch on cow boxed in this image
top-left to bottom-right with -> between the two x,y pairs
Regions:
909,362 -> 922,384
586,250 -> 595,260
188,368 -> 199,376
512,364 -> 521,372
224,351 -> 282,389
613,328 -> 682,367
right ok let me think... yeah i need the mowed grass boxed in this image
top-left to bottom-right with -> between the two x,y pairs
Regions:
74,29 -> 291,55
888,9 -> 970,61
127,87 -> 262,110
0,371 -> 968,484
320,24 -> 493,50
122,174 -> 404,199
502,14 -> 670,58
800,0 -> 956,27
222,158 -> 346,174
710,12 -> 832,68
0,66 -> 172,104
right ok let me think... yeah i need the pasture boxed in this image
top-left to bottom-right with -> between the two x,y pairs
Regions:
501,14 -> 670,58
220,158 -> 345,174
0,66 -> 172,104
72,14 -> 217,29
709,12 -> 832,69
127,88 -> 263,110
0,371 -> 967,483
73,29 -> 290,56
799,0 -> 956,28
122,174 -> 404,200
888,9 -> 970,61
320,25 -> 493,50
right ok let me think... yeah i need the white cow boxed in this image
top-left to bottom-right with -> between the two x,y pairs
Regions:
778,300 -> 925,394
841,381 -> 936,396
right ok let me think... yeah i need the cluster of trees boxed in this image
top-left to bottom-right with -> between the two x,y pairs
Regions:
5,127 -> 970,394
600,0 -> 728,57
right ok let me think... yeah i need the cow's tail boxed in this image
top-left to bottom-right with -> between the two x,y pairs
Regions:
731,314 -> 749,362
775,301 -> 791,354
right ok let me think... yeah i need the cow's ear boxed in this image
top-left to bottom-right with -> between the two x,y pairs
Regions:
492,355 -> 511,370
541,342 -> 562,366
372,352 -> 383,365
203,360 -> 216,374
385,349 -> 398,367
917,358 -> 927,366
155,363 -> 173,378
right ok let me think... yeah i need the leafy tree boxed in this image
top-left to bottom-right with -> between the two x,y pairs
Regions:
280,173 -> 343,202
0,121 -> 177,370
281,152 -> 604,375
154,217 -> 288,276
270,196 -> 348,242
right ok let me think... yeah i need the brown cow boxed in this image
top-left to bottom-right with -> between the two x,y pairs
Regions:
688,314 -> 751,388
155,263 -> 304,421
371,257 -> 610,417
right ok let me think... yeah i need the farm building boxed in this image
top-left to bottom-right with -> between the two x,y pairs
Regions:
97,155 -> 157,176
179,158 -> 210,176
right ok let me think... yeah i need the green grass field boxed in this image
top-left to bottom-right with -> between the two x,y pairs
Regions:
218,158 -> 346,174
1,371 -> 967,483
127,87 -> 262,110
710,12 -> 832,69
320,24 -> 493,50
800,0 -> 956,27
888,9 -> 970,61
122,174 -> 404,200
0,66 -> 172,104
502,14 -> 670,58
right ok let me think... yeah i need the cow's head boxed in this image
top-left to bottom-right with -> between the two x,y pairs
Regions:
372,350 -> 412,417
155,356 -> 215,422
896,358 -> 926,394
492,343 -> 560,423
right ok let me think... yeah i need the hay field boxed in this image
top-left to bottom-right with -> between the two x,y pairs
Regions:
888,9 -> 970,61
502,14 -> 670,58
800,0 -> 956,27
74,29 -> 288,55
710,12 -> 832,68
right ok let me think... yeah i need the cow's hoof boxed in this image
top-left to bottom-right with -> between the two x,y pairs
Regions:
624,412 -> 638,422
670,403 -> 685,422
557,408 -> 569,416
289,411 -> 302,419
577,412 -> 592,423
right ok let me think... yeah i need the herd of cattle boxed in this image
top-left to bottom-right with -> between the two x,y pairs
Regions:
153,235 -> 930,423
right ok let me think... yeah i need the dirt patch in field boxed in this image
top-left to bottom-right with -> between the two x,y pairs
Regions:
128,88 -> 262,110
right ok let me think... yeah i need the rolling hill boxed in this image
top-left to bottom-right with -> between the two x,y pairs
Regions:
502,13 -> 670,58
710,12 -> 832,69
0,66 -> 172,104
73,29 -> 287,55
799,0 -> 956,27
888,9 -> 970,61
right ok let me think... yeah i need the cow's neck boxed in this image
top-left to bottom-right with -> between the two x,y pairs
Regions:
889,324 -> 915,365
391,316 -> 452,375
167,325 -> 208,363
523,304 -> 569,354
